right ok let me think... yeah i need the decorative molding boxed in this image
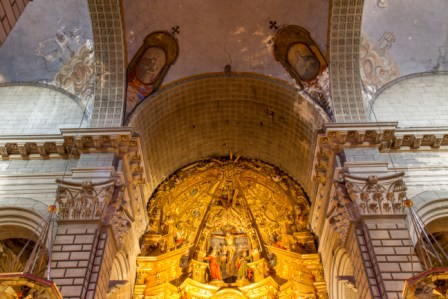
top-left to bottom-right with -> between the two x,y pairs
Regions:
54,40 -> 95,109
360,34 -> 399,95
106,179 -> 134,248
56,179 -> 116,221
0,128 -> 147,186
377,0 -> 390,8
327,176 -> 358,242
311,122 -> 448,236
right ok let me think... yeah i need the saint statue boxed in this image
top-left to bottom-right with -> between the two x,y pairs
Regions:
204,250 -> 222,281
236,251 -> 251,280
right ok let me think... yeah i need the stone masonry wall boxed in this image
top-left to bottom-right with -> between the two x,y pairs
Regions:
361,217 -> 422,299
51,224 -> 101,298
345,223 -> 377,299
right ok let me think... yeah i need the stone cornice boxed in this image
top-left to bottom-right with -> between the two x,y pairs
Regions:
319,123 -> 448,151
0,127 -> 138,159
310,122 -> 448,237
313,123 -> 448,184
0,127 -> 146,186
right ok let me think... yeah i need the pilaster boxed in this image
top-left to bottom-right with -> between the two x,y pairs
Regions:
329,164 -> 421,299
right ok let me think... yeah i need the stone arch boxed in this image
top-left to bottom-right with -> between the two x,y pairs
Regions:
110,251 -> 130,281
0,202 -> 50,276
128,73 -> 329,199
411,191 -> 448,227
0,197 -> 49,240
409,191 -> 448,258
330,247 -> 358,299
107,251 -> 131,298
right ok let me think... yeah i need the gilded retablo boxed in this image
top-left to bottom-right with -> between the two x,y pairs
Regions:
134,157 -> 327,299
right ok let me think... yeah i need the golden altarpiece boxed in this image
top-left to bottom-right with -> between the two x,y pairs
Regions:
133,157 -> 327,298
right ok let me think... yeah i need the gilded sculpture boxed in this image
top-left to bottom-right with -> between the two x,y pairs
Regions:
134,157 -> 327,298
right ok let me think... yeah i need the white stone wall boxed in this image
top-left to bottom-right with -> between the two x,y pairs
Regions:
380,152 -> 448,198
0,85 -> 88,134
370,74 -> 448,127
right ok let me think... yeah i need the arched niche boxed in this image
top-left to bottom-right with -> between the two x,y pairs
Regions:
330,247 -> 358,299
134,157 -> 327,298
128,73 -> 329,201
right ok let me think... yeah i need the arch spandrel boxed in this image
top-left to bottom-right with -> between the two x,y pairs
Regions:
135,158 -> 328,298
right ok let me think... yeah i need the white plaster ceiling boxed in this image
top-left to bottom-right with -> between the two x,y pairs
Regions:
122,0 -> 329,85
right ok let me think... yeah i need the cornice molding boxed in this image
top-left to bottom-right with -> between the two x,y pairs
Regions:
0,127 -> 146,186
310,122 -> 448,236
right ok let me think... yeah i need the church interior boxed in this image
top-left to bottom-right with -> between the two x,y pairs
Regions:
1,0 -> 448,298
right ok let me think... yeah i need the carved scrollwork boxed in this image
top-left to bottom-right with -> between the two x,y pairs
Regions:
327,177 -> 358,242
106,180 -> 134,248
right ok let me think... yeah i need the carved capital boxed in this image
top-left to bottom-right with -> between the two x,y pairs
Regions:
56,179 -> 116,221
344,172 -> 407,216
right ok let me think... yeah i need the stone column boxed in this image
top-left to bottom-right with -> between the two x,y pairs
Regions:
51,178 -> 128,299
329,165 -> 422,299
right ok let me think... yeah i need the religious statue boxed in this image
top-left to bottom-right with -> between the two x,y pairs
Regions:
204,250 -> 222,281
236,251 -> 252,280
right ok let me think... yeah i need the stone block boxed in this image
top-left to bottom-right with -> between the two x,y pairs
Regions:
55,235 -> 75,245
389,230 -> 410,239
57,261 -> 78,268
392,272 -> 413,280
378,263 -> 400,272
383,280 -> 404,292
400,262 -> 423,272
373,247 -> 395,255
70,251 -> 92,261
62,244 -> 83,251
376,223 -> 398,229
50,268 -> 66,278
74,234 -> 95,244
74,278 -> 85,284
66,268 -> 87,278
371,240 -> 382,246
52,252 -> 70,261
382,240 -> 402,246
52,278 -> 74,286
369,230 -> 390,239
377,256 -> 387,262
394,247 -> 413,255
60,286 -> 83,297
67,228 -> 88,234
386,256 -> 409,262
83,244 -> 93,251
